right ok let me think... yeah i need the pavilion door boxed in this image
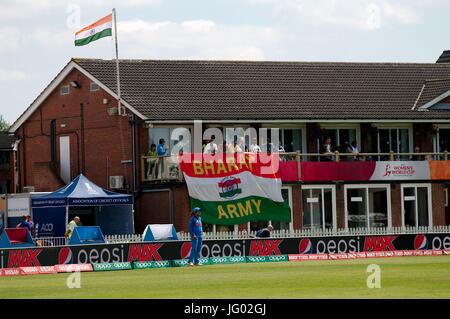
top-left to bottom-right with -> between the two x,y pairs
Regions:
402,184 -> 432,227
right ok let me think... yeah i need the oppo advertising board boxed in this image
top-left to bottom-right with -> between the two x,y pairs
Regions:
0,233 -> 449,268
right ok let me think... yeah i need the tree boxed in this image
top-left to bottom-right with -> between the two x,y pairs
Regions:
0,115 -> 10,131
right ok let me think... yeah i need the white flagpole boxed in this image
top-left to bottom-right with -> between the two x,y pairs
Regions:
112,8 -> 122,115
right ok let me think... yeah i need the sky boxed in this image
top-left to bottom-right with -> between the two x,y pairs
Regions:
1,0 -> 450,124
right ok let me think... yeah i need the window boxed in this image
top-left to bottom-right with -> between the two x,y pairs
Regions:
90,82 -> 100,92
401,184 -> 432,227
0,181 -> 7,194
345,185 -> 391,229
302,185 -> 336,230
375,125 -> 412,160
0,152 -> 10,170
261,125 -> 306,153
434,127 -> 450,159
60,85 -> 70,95
319,125 -> 360,155
149,127 -> 192,155
280,129 -> 303,152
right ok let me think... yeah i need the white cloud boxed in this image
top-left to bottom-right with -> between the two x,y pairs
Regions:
0,27 -> 21,52
0,0 -> 160,21
247,0 -> 422,30
117,19 -> 282,60
0,68 -> 30,81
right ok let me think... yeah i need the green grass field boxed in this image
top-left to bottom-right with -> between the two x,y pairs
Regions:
0,256 -> 449,298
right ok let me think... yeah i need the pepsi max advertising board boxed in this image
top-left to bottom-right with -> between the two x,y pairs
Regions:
0,233 -> 449,268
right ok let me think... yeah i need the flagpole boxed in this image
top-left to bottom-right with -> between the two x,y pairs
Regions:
112,8 -> 122,115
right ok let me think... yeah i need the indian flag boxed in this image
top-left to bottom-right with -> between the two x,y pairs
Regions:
75,13 -> 112,47
179,153 -> 291,225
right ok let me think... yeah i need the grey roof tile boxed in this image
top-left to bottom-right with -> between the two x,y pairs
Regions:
74,58 -> 450,121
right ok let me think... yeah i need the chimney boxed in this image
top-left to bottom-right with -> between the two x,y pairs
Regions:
436,50 -> 450,63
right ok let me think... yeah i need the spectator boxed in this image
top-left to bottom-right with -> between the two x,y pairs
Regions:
203,135 -> 219,155
188,207 -> 203,266
156,139 -> 167,178
65,216 -> 81,239
26,215 -> 35,237
413,146 -> 424,161
235,137 -> 245,153
349,141 -> 359,161
320,137 -> 334,161
255,224 -> 273,238
146,144 -> 157,179
157,139 -> 167,156
351,141 -> 359,154
250,137 -> 261,153
16,215 -> 30,232
264,138 -> 275,154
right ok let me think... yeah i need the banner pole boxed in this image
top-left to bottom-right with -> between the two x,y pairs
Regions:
112,8 -> 122,115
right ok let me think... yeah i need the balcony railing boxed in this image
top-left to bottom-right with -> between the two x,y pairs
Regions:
140,151 -> 450,183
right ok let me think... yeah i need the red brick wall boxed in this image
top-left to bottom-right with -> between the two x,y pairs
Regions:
16,69 -> 135,191
432,183 -> 446,226
135,185 -> 191,233
291,185 -> 302,229
335,186 -> 346,229
391,184 -> 402,227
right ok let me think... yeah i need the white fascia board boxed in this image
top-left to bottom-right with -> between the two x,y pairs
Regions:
9,60 -> 147,133
418,89 -> 450,111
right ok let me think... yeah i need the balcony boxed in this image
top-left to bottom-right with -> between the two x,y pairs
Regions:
140,151 -> 450,184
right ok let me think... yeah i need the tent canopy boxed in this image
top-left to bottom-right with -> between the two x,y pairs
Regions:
32,174 -> 133,208
31,174 -> 134,236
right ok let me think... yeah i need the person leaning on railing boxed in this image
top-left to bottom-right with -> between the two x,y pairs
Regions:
146,143 -> 158,179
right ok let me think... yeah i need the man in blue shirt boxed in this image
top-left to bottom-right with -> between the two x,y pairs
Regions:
156,138 -> 167,156
16,215 -> 31,232
188,207 -> 203,266
156,138 -> 167,179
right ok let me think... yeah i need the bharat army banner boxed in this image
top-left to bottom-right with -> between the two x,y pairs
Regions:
179,153 -> 291,225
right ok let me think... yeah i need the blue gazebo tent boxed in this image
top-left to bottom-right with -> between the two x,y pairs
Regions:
31,174 -> 134,237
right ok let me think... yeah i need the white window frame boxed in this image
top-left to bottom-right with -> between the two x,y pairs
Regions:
433,124 -> 450,155
373,123 -> 413,155
148,125 -> 194,154
319,123 -> 361,153
400,183 -> 433,227
301,184 -> 337,230
261,124 -> 307,154
344,184 -> 392,230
